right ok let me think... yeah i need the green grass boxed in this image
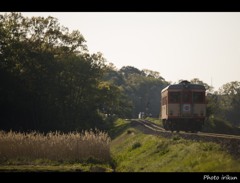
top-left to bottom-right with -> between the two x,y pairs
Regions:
0,164 -> 113,172
108,118 -> 131,139
110,121 -> 240,172
0,158 -> 113,172
145,117 -> 163,127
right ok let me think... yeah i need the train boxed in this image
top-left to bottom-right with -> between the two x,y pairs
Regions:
160,80 -> 206,132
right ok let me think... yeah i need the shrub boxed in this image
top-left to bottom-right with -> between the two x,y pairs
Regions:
132,142 -> 141,149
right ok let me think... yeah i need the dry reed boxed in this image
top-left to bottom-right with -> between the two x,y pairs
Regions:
0,129 -> 111,162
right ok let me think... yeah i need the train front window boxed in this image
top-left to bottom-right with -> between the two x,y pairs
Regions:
182,92 -> 191,103
169,92 -> 181,103
193,92 -> 205,103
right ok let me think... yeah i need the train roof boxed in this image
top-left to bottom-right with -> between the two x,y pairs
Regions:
161,80 -> 206,92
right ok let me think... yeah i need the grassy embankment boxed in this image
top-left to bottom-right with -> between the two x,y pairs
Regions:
110,119 -> 240,172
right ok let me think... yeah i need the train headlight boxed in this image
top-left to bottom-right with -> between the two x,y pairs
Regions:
183,104 -> 190,112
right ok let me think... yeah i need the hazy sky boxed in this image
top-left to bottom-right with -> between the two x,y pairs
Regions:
15,13 -> 240,90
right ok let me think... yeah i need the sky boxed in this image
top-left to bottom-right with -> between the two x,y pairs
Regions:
10,13 -> 240,90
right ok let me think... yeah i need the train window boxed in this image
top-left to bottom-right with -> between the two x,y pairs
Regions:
193,92 -> 205,103
182,92 -> 191,103
169,92 -> 181,103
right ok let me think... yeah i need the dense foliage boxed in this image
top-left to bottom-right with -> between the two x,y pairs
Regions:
0,13 -> 107,131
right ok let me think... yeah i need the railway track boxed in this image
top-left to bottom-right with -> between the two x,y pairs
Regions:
132,119 -> 240,157
198,132 -> 240,140
135,119 -> 240,140
137,119 -> 165,132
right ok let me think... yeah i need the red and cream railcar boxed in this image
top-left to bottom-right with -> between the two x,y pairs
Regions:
161,80 -> 206,132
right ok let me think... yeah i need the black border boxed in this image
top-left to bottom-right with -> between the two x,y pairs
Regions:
1,1 -> 240,12
1,172 -> 240,182
1,1 -> 240,182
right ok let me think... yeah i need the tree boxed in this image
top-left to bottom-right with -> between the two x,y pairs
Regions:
190,78 -> 214,93
218,81 -> 240,126
102,64 -> 125,86
97,81 -> 132,118
119,66 -> 145,78
121,68 -> 168,118
0,12 -> 107,132
206,91 -> 221,118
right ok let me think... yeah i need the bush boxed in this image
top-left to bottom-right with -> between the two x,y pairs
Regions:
132,142 -> 141,149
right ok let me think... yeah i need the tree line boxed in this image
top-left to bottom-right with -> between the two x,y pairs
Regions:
0,13 -> 109,132
0,13 -> 239,132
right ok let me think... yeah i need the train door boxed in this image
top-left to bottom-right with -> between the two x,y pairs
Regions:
181,91 -> 192,116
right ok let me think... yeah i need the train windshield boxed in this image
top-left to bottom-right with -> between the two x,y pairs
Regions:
193,92 -> 205,103
182,91 -> 191,103
169,92 -> 181,103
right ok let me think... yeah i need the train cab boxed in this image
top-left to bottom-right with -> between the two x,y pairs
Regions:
161,80 -> 206,132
